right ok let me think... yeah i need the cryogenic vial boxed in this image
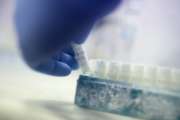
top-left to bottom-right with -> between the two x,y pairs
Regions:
143,66 -> 158,89
118,63 -> 131,83
130,64 -> 144,85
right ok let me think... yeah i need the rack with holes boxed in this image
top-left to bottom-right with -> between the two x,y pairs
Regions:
75,59 -> 180,120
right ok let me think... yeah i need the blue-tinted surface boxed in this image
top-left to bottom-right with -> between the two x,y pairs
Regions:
75,75 -> 180,120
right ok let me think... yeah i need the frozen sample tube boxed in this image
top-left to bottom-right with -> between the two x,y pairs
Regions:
157,67 -> 172,90
107,61 -> 120,80
118,63 -> 131,83
72,43 -> 90,74
143,66 -> 157,89
92,60 -> 107,79
171,69 -> 180,92
130,64 -> 144,85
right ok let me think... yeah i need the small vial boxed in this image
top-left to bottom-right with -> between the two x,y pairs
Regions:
172,69 -> 180,82
72,43 -> 90,74
143,66 -> 157,89
130,64 -> 144,85
157,67 -> 172,90
118,63 -> 131,83
92,60 -> 107,79
171,69 -> 180,92
107,61 -> 120,80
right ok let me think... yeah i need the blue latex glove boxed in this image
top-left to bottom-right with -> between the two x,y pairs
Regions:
15,0 -> 122,76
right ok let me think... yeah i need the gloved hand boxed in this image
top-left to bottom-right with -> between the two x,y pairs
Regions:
15,0 -> 122,76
